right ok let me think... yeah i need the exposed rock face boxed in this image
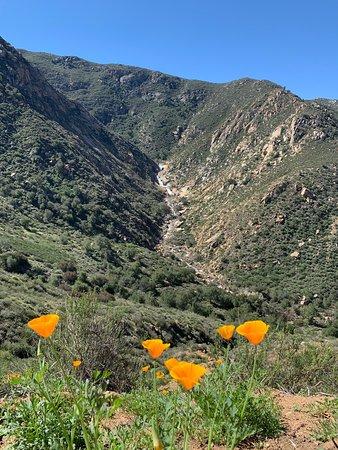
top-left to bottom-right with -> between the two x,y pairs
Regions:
300,187 -> 316,201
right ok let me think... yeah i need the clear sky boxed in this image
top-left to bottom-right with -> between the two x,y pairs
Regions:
1,0 -> 337,99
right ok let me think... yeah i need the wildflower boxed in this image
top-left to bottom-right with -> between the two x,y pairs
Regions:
161,389 -> 169,396
72,360 -> 82,368
141,365 -> 150,373
142,339 -> 170,359
7,372 -> 21,383
164,357 -> 180,371
236,320 -> 269,345
156,370 -> 165,380
169,361 -> 207,390
217,324 -> 235,341
215,358 -> 223,366
27,314 -> 60,338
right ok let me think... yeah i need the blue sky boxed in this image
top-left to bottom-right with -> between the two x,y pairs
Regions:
1,0 -> 337,99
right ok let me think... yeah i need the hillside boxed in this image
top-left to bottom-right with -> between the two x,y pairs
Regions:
0,39 -> 336,450
167,83 -> 338,318
1,39 -> 166,248
0,38 -> 245,359
316,98 -> 338,117
23,50 -> 338,331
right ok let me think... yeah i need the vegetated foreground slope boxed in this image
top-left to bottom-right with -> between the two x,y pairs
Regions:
24,50 -> 338,331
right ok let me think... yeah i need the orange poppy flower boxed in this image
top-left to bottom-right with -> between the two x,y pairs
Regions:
72,360 -> 82,368
27,314 -> 60,338
169,361 -> 207,390
164,357 -> 180,371
142,339 -> 170,359
217,324 -> 235,341
141,365 -> 150,373
156,370 -> 165,380
236,320 -> 269,345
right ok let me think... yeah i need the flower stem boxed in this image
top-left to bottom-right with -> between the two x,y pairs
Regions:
183,392 -> 192,450
239,347 -> 258,421
230,348 -> 258,450
207,343 -> 231,449
169,391 -> 178,449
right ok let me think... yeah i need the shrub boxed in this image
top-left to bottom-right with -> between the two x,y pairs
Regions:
56,296 -> 138,392
90,274 -> 108,288
230,332 -> 338,395
59,260 -> 77,273
1,252 -> 31,274
63,271 -> 78,284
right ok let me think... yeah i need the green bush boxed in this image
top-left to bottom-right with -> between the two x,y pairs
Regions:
56,297 -> 138,392
1,252 -> 31,274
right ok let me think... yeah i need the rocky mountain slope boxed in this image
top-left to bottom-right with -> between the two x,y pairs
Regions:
21,50 -> 218,160
23,50 -> 337,330
1,38 -> 166,248
168,83 -> 338,305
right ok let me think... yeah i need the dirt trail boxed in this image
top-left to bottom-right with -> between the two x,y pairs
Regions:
245,391 -> 336,450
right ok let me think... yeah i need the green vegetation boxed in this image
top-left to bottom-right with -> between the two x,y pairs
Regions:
310,399 -> 338,443
22,50 -> 214,160
1,306 -> 337,449
0,37 -> 336,449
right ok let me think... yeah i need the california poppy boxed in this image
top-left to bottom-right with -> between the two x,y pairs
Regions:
217,324 -> 235,341
156,370 -> 165,380
164,357 -> 180,371
142,339 -> 170,359
27,314 -> 60,338
141,365 -> 150,373
236,320 -> 269,345
72,360 -> 82,368
169,361 -> 207,390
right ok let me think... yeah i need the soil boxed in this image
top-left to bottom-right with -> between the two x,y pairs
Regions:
252,391 -> 336,450
191,391 -> 336,450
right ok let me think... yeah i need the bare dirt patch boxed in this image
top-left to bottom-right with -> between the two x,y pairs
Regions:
190,391 -> 336,450
245,391 -> 336,450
